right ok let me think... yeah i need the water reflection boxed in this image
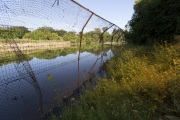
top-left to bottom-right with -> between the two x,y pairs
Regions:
0,49 -> 113,120
0,45 -> 108,66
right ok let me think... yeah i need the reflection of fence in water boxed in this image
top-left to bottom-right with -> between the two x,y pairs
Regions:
6,39 -> 44,117
0,0 -> 121,119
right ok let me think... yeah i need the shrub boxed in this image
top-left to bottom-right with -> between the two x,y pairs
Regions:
60,44 -> 180,120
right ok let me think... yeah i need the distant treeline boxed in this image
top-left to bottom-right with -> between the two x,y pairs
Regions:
0,26 -> 122,44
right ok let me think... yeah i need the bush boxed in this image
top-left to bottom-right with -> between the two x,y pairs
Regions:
60,44 -> 180,120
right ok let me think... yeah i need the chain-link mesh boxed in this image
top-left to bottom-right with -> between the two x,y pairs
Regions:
0,0 -> 122,119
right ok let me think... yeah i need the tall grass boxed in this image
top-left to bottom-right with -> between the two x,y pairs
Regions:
60,43 -> 180,120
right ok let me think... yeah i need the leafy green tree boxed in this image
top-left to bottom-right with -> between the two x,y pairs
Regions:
102,27 -> 108,32
84,31 -> 98,44
101,27 -> 112,42
112,28 -> 118,35
127,0 -> 180,45
37,27 -> 54,33
104,31 -> 111,42
23,30 -> 45,40
0,27 -> 11,39
63,31 -> 79,42
111,29 -> 120,42
13,26 -> 30,39
94,28 -> 101,35
55,29 -> 67,37
0,26 -> 29,39
23,27 -> 62,40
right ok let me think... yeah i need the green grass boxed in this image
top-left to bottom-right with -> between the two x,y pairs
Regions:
60,43 -> 180,120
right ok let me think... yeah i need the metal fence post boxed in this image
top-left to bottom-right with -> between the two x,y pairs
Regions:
77,13 -> 93,88
99,24 -> 114,51
111,28 -> 120,49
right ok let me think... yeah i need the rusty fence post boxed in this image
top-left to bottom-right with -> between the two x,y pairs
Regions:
111,29 -> 120,49
71,0 -> 121,88
77,13 -> 93,88
115,29 -> 123,46
99,24 -> 114,52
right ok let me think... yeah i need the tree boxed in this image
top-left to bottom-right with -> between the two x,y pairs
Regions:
112,28 -> 118,35
23,27 -> 62,40
55,29 -> 67,37
63,31 -> 79,42
84,31 -> 98,44
102,27 -> 108,32
24,30 -> 45,40
94,28 -> 101,35
101,27 -> 112,42
37,27 -> 54,33
0,26 -> 29,39
104,32 -> 111,42
0,27 -> 11,39
126,0 -> 180,45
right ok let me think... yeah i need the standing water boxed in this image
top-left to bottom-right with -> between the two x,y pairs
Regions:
0,48 -> 114,120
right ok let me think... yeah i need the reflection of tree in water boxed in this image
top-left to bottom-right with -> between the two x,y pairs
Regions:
33,48 -> 77,59
0,44 -> 111,66
6,39 -> 44,118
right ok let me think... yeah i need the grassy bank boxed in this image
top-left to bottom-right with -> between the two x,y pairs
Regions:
59,43 -> 180,120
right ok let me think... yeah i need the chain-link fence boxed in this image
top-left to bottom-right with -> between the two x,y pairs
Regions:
0,0 -> 123,119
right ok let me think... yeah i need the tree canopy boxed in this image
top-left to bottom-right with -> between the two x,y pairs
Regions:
23,27 -> 63,40
126,0 -> 180,45
0,26 -> 29,39
0,26 -> 123,44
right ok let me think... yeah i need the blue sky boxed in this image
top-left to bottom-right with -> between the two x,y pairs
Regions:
0,0 -> 134,31
75,0 -> 135,29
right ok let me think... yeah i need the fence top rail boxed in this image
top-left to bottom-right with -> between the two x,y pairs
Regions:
71,0 -> 120,28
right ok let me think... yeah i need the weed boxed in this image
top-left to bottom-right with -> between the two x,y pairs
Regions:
60,44 -> 180,120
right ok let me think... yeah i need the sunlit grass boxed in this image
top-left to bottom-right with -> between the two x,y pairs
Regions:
60,43 -> 180,120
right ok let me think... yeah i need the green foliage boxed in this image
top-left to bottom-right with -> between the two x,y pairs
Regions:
23,30 -> 44,40
61,44 -> 180,120
61,79 -> 154,120
0,26 -> 29,39
0,44 -> 106,66
23,27 -> 62,40
32,48 -> 77,59
63,31 -> 79,42
126,0 -> 180,45
0,26 -> 115,44
102,27 -> 108,32
83,30 -> 99,44
55,29 -> 67,37
37,26 -> 54,33
103,31 -> 111,42
83,28 -> 113,44
94,28 -> 101,35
